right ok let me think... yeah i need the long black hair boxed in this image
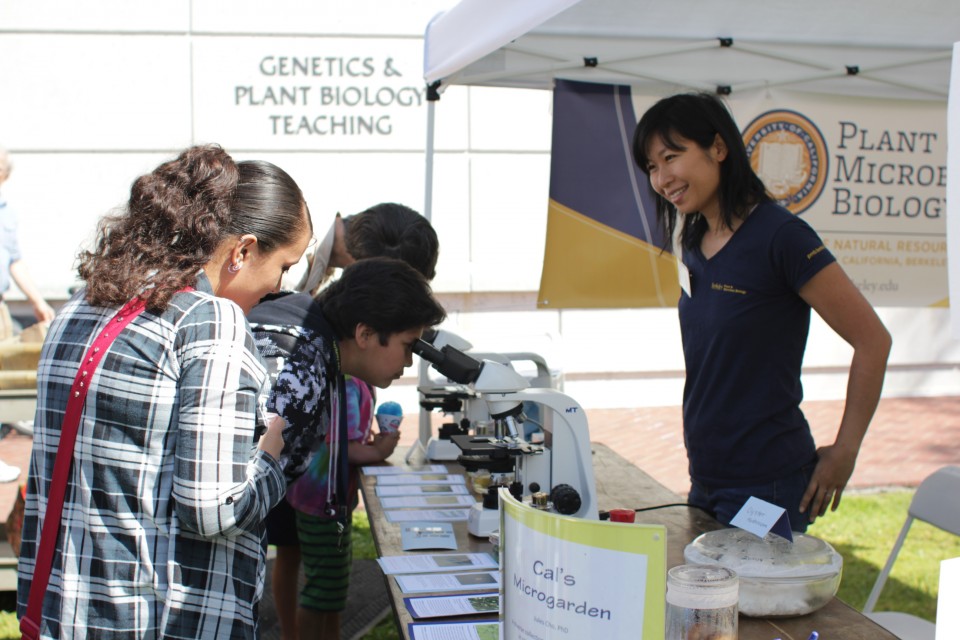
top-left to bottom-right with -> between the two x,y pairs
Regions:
317,257 -> 446,345
344,203 -> 439,281
632,92 -> 768,251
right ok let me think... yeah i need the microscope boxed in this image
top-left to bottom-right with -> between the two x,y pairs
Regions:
412,336 -> 599,533
414,329 -> 557,462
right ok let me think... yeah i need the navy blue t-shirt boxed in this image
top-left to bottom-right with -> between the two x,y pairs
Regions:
679,202 -> 835,487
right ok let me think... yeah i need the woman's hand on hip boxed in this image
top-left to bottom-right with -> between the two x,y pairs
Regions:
799,443 -> 858,523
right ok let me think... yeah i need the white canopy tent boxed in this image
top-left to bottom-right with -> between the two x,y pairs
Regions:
423,0 -> 957,97
420,0 -> 959,316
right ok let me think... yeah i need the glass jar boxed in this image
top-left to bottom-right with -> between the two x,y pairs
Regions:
665,564 -> 738,640
473,420 -> 494,436
469,470 -> 492,494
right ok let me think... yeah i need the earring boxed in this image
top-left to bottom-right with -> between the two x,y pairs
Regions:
228,261 -> 242,274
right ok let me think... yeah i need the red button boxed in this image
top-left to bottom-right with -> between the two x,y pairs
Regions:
609,508 -> 636,523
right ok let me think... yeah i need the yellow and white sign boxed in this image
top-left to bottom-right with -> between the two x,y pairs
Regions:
499,490 -> 666,639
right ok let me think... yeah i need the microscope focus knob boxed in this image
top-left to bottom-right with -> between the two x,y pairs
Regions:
550,484 -> 582,516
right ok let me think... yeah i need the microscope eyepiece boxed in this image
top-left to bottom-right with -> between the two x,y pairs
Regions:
412,338 -> 444,365
412,338 -> 483,385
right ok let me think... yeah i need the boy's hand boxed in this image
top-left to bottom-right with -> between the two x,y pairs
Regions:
257,413 -> 286,460
372,431 -> 401,459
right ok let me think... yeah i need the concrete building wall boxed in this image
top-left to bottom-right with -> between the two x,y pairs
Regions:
2,0 -> 957,412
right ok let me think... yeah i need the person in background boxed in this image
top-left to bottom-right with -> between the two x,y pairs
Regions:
0,147 -> 58,482
0,147 -> 56,340
259,203 -> 441,640
17,144 -> 312,639
288,202 -> 439,294
632,93 -> 891,532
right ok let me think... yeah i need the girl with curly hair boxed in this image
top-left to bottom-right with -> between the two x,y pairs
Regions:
17,144 -> 312,639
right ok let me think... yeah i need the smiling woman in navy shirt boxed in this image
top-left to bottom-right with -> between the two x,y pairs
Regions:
632,93 -> 891,532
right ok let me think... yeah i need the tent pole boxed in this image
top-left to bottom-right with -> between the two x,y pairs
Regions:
418,81 -> 442,455
423,81 -> 441,223
424,101 -> 435,223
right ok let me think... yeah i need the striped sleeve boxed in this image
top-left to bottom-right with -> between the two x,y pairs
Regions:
173,298 -> 284,537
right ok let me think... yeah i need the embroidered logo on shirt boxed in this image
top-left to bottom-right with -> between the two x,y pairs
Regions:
711,282 -> 747,295
742,110 -> 828,215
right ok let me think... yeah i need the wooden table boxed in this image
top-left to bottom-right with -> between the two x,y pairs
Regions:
360,443 -> 897,640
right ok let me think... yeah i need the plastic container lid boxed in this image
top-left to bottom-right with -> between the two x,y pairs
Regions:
666,564 -> 739,609
684,528 -> 842,579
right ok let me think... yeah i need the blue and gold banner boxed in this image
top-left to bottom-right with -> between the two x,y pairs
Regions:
539,80 -> 948,308
538,80 -> 680,309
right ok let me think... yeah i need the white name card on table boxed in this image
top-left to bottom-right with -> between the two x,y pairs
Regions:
499,489 -> 666,640
400,522 -> 458,551
937,556 -> 960,639
730,496 -> 793,541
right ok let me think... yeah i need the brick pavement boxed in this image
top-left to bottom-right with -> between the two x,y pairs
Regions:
1,396 -> 958,521
399,395 -> 960,496
580,396 -> 960,495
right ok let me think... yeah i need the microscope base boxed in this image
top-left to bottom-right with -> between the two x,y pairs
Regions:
467,503 -> 500,538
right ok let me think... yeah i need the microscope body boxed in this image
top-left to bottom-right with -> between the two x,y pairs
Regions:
413,334 -> 597,520
483,389 -> 598,520
473,364 -> 598,521
417,349 -> 554,460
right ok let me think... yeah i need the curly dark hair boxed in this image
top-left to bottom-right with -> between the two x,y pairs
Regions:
78,144 -> 309,311
343,203 -> 439,281
317,257 -> 446,345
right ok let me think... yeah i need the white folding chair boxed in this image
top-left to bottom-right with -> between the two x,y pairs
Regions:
937,557 -> 960,639
863,465 -> 960,640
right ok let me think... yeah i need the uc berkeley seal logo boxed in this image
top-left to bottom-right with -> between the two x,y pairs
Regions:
742,110 -> 828,215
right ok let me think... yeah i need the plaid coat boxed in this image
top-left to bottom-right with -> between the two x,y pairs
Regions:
17,274 -> 285,639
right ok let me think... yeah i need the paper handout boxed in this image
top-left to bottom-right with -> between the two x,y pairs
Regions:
379,552 -> 497,575
404,592 -> 500,619
400,523 -> 458,551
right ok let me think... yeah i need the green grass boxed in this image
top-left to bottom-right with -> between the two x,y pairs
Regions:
807,489 -> 959,621
350,511 -> 403,639
0,491 -> 953,639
